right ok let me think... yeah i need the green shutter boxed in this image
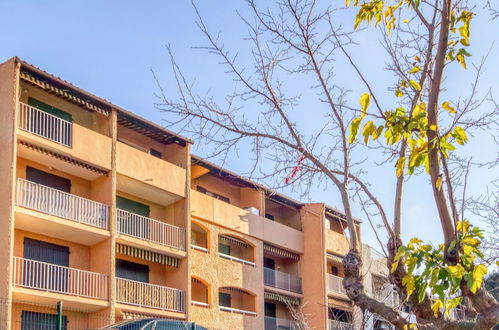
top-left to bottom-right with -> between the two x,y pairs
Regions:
28,97 -> 72,122
116,196 -> 150,217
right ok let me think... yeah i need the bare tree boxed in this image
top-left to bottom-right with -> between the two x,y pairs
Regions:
284,300 -> 311,330
155,0 -> 499,328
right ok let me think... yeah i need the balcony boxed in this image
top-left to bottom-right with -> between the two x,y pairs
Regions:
19,102 -> 72,147
12,257 -> 108,300
116,142 -> 186,199
264,268 -> 302,294
16,178 -> 108,230
17,103 -> 112,170
117,209 -> 185,251
325,230 -> 349,258
327,274 -> 347,296
116,278 -> 185,313
265,316 -> 297,330
328,320 -> 353,330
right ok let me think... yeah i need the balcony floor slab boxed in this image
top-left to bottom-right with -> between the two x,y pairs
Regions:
15,206 -> 110,245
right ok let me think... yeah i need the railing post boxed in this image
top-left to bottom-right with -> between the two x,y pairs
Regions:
56,301 -> 63,330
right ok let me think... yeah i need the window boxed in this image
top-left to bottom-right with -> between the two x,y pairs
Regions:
24,238 -> 70,266
21,311 -> 67,330
116,259 -> 149,283
197,186 -> 230,203
264,302 -> 277,317
150,148 -> 162,158
331,266 -> 339,276
265,213 -> 275,221
26,167 -> 71,193
219,292 -> 231,307
218,243 -> 231,256
117,196 -> 150,217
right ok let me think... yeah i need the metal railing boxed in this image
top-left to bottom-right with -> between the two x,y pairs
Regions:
117,209 -> 186,251
328,320 -> 353,330
264,268 -> 302,294
327,274 -> 347,296
264,316 -> 297,329
19,102 -> 72,147
191,301 -> 209,307
218,253 -> 256,266
219,306 -> 256,316
191,244 -> 208,252
116,278 -> 185,313
17,178 -> 109,229
12,257 -> 108,300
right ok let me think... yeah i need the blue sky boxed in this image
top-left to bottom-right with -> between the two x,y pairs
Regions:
1,1 -> 497,252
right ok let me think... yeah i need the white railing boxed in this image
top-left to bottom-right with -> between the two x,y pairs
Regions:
265,316 -> 297,329
12,257 -> 108,300
328,320 -> 353,330
264,267 -> 302,294
191,301 -> 209,307
219,306 -> 256,316
191,244 -> 208,252
117,209 -> 186,251
19,102 -> 72,147
218,253 -> 256,267
116,278 -> 185,313
17,178 -> 109,229
327,274 -> 347,296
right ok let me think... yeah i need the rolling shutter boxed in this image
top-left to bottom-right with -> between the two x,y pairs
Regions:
117,196 -> 150,217
28,97 -> 72,122
116,259 -> 149,283
26,167 -> 71,193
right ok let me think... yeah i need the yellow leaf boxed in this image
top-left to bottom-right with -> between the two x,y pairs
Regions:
349,117 -> 362,144
346,0 -> 351,6
442,101 -> 456,114
429,125 -> 437,131
402,274 -> 415,297
409,66 -> 421,74
414,56 -> 421,62
470,264 -> 488,293
372,125 -> 384,141
362,121 -> 375,144
359,93 -> 371,118
409,80 -> 421,91
396,157 -> 406,177
436,176 -> 443,191
403,19 -> 409,23
432,299 -> 443,317
448,265 -> 465,279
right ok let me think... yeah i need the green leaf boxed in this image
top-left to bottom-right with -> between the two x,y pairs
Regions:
359,93 -> 371,118
349,117 -> 362,144
453,126 -> 468,145
409,80 -> 421,91
418,281 -> 427,303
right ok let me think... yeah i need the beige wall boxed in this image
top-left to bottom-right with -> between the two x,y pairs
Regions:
188,217 -> 263,329
0,58 -> 19,330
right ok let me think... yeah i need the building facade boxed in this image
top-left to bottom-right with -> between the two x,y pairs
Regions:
0,57 -> 361,330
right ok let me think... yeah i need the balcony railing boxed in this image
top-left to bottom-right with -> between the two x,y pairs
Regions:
265,316 -> 297,329
117,209 -> 186,251
264,268 -> 302,294
218,253 -> 256,267
328,320 -> 353,330
116,278 -> 185,313
19,102 -> 72,147
327,274 -> 347,296
17,178 -> 109,229
12,257 -> 108,300
219,306 -> 256,316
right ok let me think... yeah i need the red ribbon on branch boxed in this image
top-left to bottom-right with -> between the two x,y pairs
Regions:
285,154 -> 305,184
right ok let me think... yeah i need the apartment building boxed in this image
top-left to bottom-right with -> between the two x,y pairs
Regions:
0,57 -> 360,330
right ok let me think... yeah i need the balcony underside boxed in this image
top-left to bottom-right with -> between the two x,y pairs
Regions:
17,137 -> 106,181
117,174 -> 182,206
12,287 -> 109,312
15,207 -> 110,245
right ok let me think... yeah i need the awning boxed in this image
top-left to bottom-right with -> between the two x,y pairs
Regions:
120,311 -> 183,320
20,70 -> 111,116
264,243 -> 299,260
264,291 -> 300,305
327,252 -> 344,264
116,243 -> 180,268
18,140 -> 108,176
328,297 -> 352,311
117,112 -> 187,146
219,235 -> 249,248
222,287 -> 252,295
